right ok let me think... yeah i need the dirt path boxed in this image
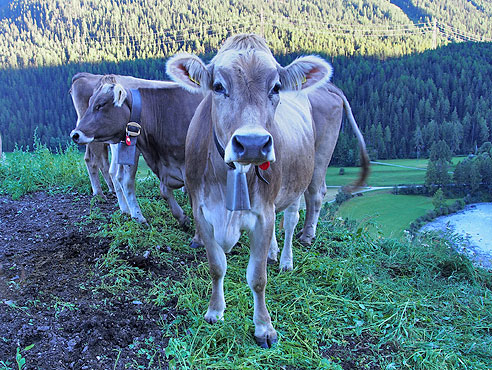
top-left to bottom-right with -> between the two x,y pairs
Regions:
0,192 -> 186,369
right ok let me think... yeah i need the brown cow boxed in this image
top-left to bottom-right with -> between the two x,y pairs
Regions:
70,74 -> 115,198
70,73 -> 189,224
165,34 -> 360,347
70,75 -> 203,229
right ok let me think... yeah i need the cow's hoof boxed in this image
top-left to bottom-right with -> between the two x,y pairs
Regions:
92,194 -> 106,202
204,310 -> 224,324
133,215 -> 148,225
189,240 -> 203,249
280,263 -> 293,272
298,235 -> 313,247
255,333 -> 278,349
267,257 -> 277,265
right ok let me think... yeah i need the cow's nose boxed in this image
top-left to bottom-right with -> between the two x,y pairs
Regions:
231,134 -> 273,162
71,131 -> 80,143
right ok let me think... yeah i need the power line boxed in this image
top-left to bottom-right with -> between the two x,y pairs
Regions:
70,15 -> 490,58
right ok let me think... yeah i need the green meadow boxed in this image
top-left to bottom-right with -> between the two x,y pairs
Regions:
326,158 -> 466,238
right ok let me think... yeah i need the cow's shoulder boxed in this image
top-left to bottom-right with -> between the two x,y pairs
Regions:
185,94 -> 213,186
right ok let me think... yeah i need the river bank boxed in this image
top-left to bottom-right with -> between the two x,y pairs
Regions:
421,203 -> 492,270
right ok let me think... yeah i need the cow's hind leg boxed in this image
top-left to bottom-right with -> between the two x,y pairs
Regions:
159,183 -> 190,229
267,228 -> 278,264
299,179 -> 326,246
85,144 -> 104,197
248,213 -> 278,348
99,144 -> 115,194
280,197 -> 301,271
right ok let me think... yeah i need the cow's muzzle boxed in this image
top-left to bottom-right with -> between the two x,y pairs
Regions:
70,129 -> 93,145
229,133 -> 274,164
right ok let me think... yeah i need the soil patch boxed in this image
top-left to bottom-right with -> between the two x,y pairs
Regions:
0,192 -> 186,369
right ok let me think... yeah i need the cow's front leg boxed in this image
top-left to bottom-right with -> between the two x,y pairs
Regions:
279,197 -> 301,271
109,144 -> 131,215
204,241 -> 227,323
119,163 -> 147,224
248,214 -> 277,348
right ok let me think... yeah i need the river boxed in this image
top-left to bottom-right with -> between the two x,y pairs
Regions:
421,203 -> 492,270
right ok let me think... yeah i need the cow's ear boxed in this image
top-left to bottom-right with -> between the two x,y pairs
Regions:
166,53 -> 210,94
113,83 -> 127,107
279,55 -> 333,92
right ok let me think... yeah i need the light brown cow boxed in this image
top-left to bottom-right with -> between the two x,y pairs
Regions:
70,75 -> 203,229
70,73 -> 187,224
166,33 -> 345,347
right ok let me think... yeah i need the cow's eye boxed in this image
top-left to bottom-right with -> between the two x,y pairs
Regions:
94,103 -> 102,111
270,82 -> 281,96
213,82 -> 226,95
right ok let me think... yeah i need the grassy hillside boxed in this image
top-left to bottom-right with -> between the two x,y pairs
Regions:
0,144 -> 491,369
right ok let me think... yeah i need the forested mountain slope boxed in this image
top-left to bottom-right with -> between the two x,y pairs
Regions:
1,0 -> 491,69
0,0 -> 491,161
1,42 -> 490,162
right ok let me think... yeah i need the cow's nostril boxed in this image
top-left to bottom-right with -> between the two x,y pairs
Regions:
232,136 -> 245,155
71,132 -> 80,143
261,136 -> 273,156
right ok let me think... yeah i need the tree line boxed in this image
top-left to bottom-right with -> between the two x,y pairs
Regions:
1,0 -> 491,70
1,1 -> 491,163
0,41 -> 491,165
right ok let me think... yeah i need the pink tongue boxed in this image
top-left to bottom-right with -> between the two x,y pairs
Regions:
259,161 -> 270,170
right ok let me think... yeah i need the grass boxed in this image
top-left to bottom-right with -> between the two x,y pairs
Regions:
92,195 -> 492,369
0,137 -> 91,199
326,157 -> 467,237
1,145 -> 491,369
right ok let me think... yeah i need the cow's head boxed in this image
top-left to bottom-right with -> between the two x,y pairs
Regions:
70,76 -> 129,145
166,34 -> 333,167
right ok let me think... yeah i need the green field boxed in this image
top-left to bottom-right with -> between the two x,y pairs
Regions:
326,157 -> 464,187
336,190 -> 459,237
1,144 -> 491,370
326,158 -> 467,238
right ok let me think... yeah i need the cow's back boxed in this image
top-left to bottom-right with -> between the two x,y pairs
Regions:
272,92 -> 315,211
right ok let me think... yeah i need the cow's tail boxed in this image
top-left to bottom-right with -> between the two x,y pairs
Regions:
327,84 -> 370,190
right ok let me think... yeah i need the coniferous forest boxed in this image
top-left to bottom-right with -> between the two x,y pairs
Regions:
0,0 -> 491,164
